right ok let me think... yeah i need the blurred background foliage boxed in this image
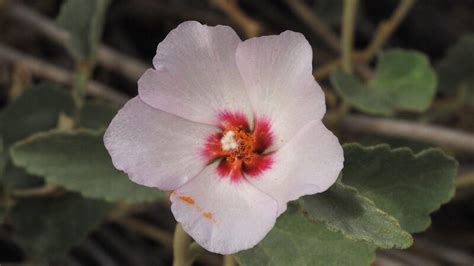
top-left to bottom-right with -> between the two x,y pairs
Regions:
0,0 -> 473,265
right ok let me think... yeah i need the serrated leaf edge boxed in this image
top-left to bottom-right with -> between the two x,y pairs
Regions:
342,142 -> 457,232
300,182 -> 413,249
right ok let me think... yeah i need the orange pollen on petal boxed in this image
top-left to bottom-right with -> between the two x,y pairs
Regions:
203,212 -> 213,220
222,127 -> 256,164
179,195 -> 195,205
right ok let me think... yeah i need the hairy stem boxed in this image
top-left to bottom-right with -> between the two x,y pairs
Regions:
173,223 -> 193,266
341,0 -> 359,74
72,62 -> 91,112
223,255 -> 236,266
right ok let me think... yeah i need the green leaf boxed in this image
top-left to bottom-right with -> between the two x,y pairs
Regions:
0,84 -> 74,193
57,0 -> 111,63
1,163 -> 43,192
358,134 -> 435,154
437,34 -> 474,107
79,100 -> 117,130
331,49 -> 437,116
0,84 -> 74,148
300,182 -> 412,249
331,69 -> 392,115
10,129 -> 163,204
11,193 -> 110,260
235,205 -> 376,266
342,144 -> 457,233
0,136 -> 5,177
0,206 -> 4,224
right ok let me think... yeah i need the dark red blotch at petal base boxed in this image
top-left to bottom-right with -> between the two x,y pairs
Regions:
202,111 -> 274,183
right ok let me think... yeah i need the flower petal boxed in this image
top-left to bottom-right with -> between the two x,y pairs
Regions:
235,31 -> 326,150
245,121 -> 343,215
104,97 -> 219,191
139,21 -> 253,126
170,163 -> 278,254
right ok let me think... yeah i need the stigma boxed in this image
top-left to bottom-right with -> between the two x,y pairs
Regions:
202,111 -> 274,182
220,131 -> 238,151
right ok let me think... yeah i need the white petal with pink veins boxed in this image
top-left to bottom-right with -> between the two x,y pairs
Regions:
235,31 -> 326,150
170,163 -> 278,254
138,21 -> 253,126
245,121 -> 343,215
104,97 -> 219,191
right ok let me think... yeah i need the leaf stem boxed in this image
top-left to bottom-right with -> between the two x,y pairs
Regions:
173,223 -> 193,266
315,0 -> 415,79
72,62 -> 92,113
361,0 -> 414,62
341,0 -> 358,74
223,255 -> 236,266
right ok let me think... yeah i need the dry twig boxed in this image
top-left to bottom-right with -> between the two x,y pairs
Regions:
0,43 -> 128,105
116,217 -> 174,248
314,0 -> 415,79
285,0 -> 372,79
6,2 -> 148,82
341,114 -> 474,154
210,0 -> 261,38
285,0 -> 341,53
116,217 -> 220,265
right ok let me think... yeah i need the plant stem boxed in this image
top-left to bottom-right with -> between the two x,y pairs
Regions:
315,0 -> 415,79
117,217 -> 173,247
173,223 -> 192,266
341,0 -> 358,74
72,62 -> 91,113
456,172 -> 474,189
210,0 -> 261,38
0,43 -> 128,104
340,114 -> 474,153
223,255 -> 236,266
188,242 -> 205,265
361,0 -> 414,61
285,0 -> 340,53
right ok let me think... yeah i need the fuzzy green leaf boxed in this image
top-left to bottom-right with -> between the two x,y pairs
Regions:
1,163 -> 43,192
0,84 -> 74,192
342,144 -> 457,233
0,84 -> 75,148
0,206 -> 4,224
79,100 -> 118,130
0,136 -> 5,177
332,49 -> 437,116
57,0 -> 110,63
11,193 -> 110,260
10,130 -> 163,204
437,34 -> 474,107
235,205 -> 376,266
300,182 -> 412,249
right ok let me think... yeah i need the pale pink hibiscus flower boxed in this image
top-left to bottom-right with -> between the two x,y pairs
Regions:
104,21 -> 343,254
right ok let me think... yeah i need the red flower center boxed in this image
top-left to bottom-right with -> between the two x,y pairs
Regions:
202,111 -> 274,182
